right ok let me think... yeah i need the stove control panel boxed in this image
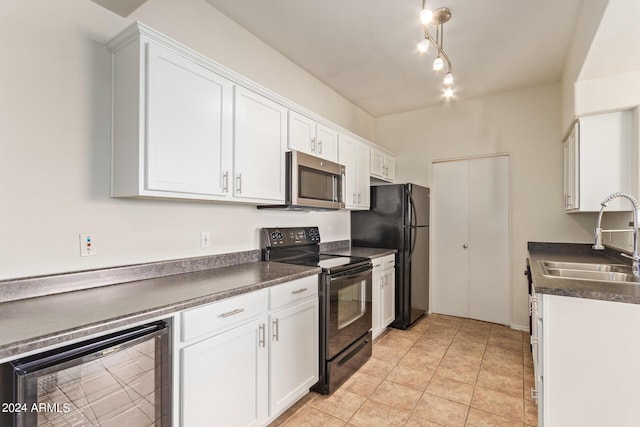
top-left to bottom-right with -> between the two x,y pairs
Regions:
262,226 -> 321,248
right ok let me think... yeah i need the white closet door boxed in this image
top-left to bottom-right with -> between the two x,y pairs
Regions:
432,156 -> 510,324
467,156 -> 510,324
432,160 -> 469,317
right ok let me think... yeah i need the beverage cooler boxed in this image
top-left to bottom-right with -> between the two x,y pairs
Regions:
0,321 -> 171,426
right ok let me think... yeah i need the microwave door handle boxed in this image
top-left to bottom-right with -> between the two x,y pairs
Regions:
333,175 -> 337,202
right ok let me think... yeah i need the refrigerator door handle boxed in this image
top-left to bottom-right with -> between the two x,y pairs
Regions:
408,192 -> 418,261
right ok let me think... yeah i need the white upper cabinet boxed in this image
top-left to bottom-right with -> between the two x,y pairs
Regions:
338,133 -> 370,209
564,110 -> 635,212
108,23 -> 286,204
288,111 -> 338,162
234,87 -> 287,203
371,146 -> 396,182
110,27 -> 235,201
108,22 -> 384,207
146,43 -> 234,197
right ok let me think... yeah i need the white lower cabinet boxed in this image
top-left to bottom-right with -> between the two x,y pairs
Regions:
372,254 -> 395,339
269,298 -> 318,415
177,276 -> 318,427
181,318 -> 267,427
535,293 -> 640,427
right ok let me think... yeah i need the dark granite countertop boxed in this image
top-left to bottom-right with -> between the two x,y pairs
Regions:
528,242 -> 640,304
323,247 -> 397,259
0,261 -> 320,362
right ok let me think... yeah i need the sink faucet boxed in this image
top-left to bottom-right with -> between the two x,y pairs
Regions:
593,192 -> 640,277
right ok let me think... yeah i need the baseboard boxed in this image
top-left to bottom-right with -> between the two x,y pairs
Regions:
510,323 -> 529,332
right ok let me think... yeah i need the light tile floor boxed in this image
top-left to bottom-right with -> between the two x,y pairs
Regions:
270,314 -> 537,427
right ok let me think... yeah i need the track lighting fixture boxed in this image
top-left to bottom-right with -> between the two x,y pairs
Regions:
417,1 -> 455,97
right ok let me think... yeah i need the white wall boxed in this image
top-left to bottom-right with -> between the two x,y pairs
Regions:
575,0 -> 640,117
0,0 -> 373,280
375,83 -> 596,328
560,0 -> 609,132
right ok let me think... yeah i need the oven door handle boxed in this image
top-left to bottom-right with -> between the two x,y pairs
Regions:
329,267 -> 372,282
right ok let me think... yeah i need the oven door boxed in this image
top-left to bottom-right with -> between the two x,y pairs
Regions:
326,264 -> 372,360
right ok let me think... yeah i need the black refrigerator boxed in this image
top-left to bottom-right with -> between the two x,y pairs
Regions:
351,183 -> 429,329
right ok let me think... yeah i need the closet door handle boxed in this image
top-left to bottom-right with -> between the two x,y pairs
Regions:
463,244 -> 469,249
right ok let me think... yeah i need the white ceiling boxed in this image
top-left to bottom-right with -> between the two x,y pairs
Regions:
203,0 -> 585,117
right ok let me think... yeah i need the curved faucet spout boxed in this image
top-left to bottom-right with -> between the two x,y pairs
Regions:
593,192 -> 640,277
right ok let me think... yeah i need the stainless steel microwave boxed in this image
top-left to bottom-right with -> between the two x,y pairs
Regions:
259,150 -> 345,210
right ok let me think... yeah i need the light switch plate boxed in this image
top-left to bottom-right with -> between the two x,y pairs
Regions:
201,231 -> 211,248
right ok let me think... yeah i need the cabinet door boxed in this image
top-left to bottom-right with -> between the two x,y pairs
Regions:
563,123 -> 579,210
234,87 -> 287,202
371,263 -> 384,338
579,111 -> 632,211
288,111 -> 316,156
146,42 -> 233,197
384,156 -> 396,181
180,318 -> 267,427
370,148 -> 385,178
356,143 -> 371,208
269,298 -> 318,417
382,268 -> 395,327
338,134 -> 358,208
316,123 -> 338,162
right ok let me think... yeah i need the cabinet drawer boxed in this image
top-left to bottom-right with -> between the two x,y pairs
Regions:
383,255 -> 395,269
181,289 -> 267,342
372,257 -> 383,269
269,276 -> 318,311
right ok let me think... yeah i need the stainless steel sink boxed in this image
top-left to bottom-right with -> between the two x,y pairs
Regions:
539,260 -> 638,283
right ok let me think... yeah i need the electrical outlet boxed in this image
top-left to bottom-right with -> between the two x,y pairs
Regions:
80,233 -> 97,257
201,231 -> 211,248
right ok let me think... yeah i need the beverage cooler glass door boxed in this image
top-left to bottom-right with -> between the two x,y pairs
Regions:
327,268 -> 372,360
2,322 -> 170,427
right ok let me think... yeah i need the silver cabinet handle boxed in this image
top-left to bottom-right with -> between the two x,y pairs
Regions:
530,387 -> 539,401
318,139 -> 323,155
236,173 -> 242,194
291,288 -> 308,294
272,318 -> 279,341
219,308 -> 245,318
222,171 -> 229,193
353,193 -> 357,204
259,323 -> 265,347
311,137 -> 316,153
358,193 -> 361,204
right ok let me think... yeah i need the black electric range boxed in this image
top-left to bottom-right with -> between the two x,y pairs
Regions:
261,226 -> 373,394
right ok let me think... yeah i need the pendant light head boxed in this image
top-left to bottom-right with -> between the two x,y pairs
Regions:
420,8 -> 434,25
433,56 -> 444,71
417,38 -> 429,53
443,72 -> 454,86
444,87 -> 454,98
